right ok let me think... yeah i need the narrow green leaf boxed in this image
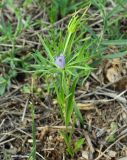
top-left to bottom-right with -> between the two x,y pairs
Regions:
65,76 -> 78,127
54,82 -> 65,120
33,51 -> 47,65
68,66 -> 88,69
74,101 -> 84,125
102,39 -> 127,45
54,83 -> 63,107
74,138 -> 85,152
37,34 -> 54,62
60,131 -> 69,146
103,51 -> 127,59
66,147 -> 74,157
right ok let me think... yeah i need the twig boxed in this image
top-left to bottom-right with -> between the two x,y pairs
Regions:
42,148 -> 54,151
119,102 -> 127,113
0,43 -> 23,48
78,103 -> 95,110
36,152 -> 45,160
37,125 -> 72,131
0,119 -> 5,129
11,155 -> 29,158
95,149 -> 111,160
0,138 -> 15,146
16,128 -> 32,137
95,91 -> 127,104
18,39 -> 41,46
79,98 -> 117,104
21,97 -> 29,122
84,130 -> 95,153
0,85 -> 23,100
0,135 -> 7,143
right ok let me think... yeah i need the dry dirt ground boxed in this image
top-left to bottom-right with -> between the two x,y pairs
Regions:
0,61 -> 127,160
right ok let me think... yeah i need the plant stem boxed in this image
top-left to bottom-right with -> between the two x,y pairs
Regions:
63,32 -> 71,55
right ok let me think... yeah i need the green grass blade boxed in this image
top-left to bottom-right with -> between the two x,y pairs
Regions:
29,104 -> 36,160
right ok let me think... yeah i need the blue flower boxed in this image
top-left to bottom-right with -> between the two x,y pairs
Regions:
55,54 -> 65,69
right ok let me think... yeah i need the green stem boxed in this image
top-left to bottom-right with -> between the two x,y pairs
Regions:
63,32 -> 71,55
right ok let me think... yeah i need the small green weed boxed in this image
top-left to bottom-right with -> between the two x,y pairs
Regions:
31,13 -> 93,157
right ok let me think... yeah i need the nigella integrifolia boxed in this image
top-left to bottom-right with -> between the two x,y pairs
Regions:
55,54 -> 66,69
